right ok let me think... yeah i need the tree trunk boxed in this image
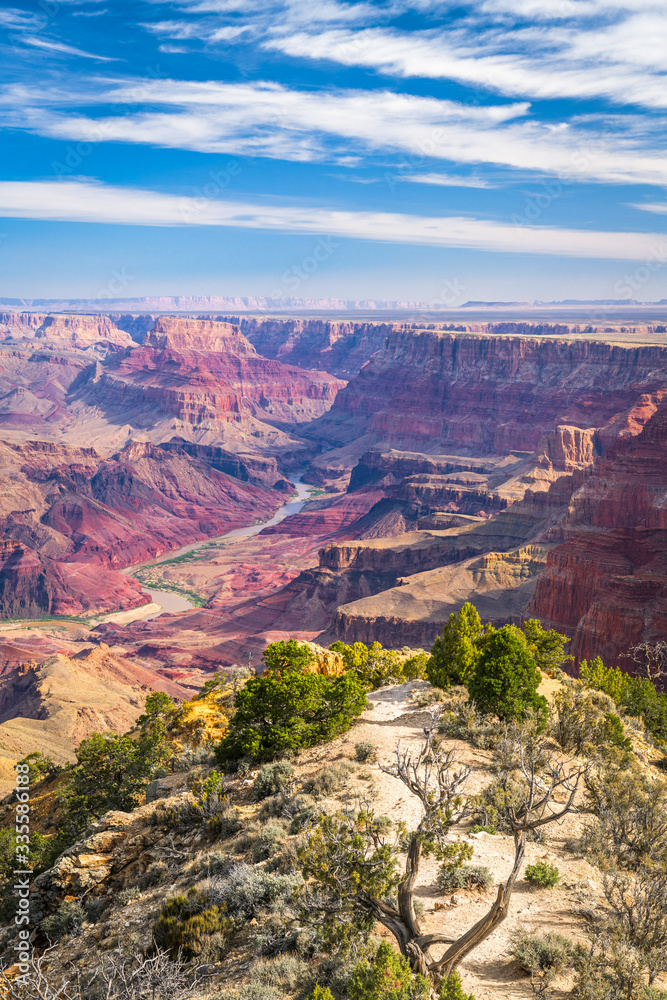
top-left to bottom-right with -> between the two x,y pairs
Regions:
434,831 -> 526,978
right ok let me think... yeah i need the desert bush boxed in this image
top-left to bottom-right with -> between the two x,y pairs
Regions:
215,651 -> 367,764
412,687 -> 448,708
468,824 -> 497,836
347,942 -> 430,1000
252,822 -> 288,862
551,684 -> 633,761
118,886 -> 141,906
438,701 -> 494,748
583,766 -> 667,870
153,888 -> 240,959
139,861 -> 169,889
579,656 -> 667,748
572,926 -> 667,1000
303,762 -> 356,800
467,626 -> 548,727
306,988 -> 336,1000
254,762 -> 296,801
208,807 -> 243,840
470,776 -> 527,834
438,971 -> 476,1000
250,954 -> 312,990
204,863 -> 302,918
215,985 -> 286,1000
525,861 -> 561,889
437,865 -> 492,892
601,868 -> 667,984
354,742 -> 378,763
173,746 -> 215,772
41,901 -> 85,941
288,802 -> 324,834
511,930 -> 574,994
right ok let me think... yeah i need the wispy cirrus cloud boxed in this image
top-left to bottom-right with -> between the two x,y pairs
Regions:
5,76 -> 667,188
0,178 -> 665,262
18,36 -> 117,61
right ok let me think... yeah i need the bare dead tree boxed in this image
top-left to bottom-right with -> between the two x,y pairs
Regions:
625,641 -> 667,688
301,715 -> 584,983
0,945 -> 210,1000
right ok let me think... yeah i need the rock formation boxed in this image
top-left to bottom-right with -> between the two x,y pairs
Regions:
530,400 -> 667,664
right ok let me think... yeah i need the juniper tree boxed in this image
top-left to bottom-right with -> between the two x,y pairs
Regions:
300,716 -> 583,982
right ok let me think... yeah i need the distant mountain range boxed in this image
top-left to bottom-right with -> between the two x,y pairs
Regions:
0,295 -> 666,313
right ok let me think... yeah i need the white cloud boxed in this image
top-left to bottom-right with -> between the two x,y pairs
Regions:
263,18 -> 667,109
0,178 -> 666,262
19,36 -> 116,61
8,77 -> 667,187
630,202 -> 667,214
399,172 -> 494,188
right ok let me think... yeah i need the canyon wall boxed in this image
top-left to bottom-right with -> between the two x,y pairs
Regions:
307,331 -> 667,481
530,401 -> 667,665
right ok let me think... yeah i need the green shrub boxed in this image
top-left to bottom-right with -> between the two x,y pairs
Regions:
215,650 -> 367,764
525,861 -> 561,889
468,824 -> 496,835
252,822 -> 288,862
354,742 -> 378,763
330,641 -> 405,689
551,683 -> 633,761
439,971 -> 476,1000
579,657 -> 628,704
467,626 -> 548,727
511,930 -> 574,984
303,762 -> 356,799
254,762 -> 296,800
41,901 -> 85,941
402,652 -> 429,681
58,711 -> 172,840
306,987 -> 336,1000
347,942 -> 430,1000
153,889 -> 240,959
437,865 -> 492,892
15,751 -> 62,785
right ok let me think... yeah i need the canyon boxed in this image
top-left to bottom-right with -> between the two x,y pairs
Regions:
1,309 -> 667,769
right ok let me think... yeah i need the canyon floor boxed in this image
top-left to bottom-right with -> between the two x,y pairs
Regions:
2,311 -> 667,775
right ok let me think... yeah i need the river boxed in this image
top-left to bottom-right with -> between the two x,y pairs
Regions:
130,474 -> 315,618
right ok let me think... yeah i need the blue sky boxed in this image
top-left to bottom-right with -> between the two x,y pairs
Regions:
1,0 -> 667,302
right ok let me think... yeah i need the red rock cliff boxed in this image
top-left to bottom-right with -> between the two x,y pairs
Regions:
529,400 -> 667,665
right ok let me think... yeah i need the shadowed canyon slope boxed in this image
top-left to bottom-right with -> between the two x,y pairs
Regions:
1,313 -> 667,710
